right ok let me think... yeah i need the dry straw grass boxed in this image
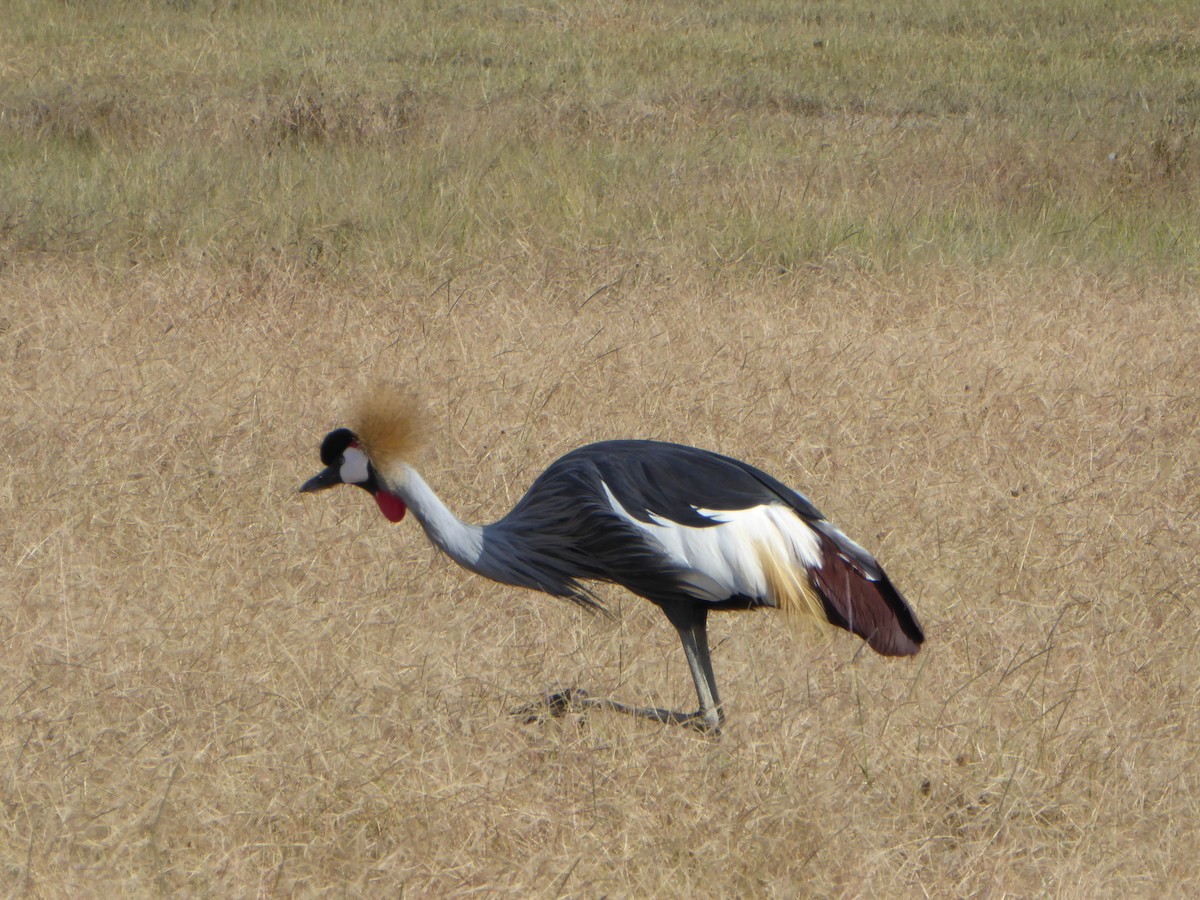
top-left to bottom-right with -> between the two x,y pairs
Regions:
2,260 -> 1197,895
1,0 -> 1199,895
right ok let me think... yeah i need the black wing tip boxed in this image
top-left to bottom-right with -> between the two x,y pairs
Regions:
866,627 -> 924,657
869,578 -> 925,655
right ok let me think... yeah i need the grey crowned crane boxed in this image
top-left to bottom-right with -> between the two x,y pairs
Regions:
300,392 -> 924,732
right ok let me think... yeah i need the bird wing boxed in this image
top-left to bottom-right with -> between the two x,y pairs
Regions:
582,441 -> 925,656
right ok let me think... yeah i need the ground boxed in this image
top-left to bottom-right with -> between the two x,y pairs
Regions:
1,1 -> 1198,895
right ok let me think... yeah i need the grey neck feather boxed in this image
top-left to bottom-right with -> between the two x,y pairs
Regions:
384,463 -> 487,573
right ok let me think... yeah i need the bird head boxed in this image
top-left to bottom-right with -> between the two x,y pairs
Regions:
299,386 -> 424,523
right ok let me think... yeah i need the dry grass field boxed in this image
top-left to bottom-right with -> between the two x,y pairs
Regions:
2,1 -> 1199,896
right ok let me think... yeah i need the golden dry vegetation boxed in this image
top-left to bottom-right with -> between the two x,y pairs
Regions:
2,1 -> 1199,896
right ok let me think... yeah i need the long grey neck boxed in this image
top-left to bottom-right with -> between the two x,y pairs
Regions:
380,460 -> 584,605
385,463 -> 487,573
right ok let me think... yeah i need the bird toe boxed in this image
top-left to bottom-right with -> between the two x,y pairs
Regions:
513,687 -> 592,724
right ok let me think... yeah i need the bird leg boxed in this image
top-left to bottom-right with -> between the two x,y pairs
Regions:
516,688 -> 719,732
671,605 -> 724,732
515,605 -> 725,734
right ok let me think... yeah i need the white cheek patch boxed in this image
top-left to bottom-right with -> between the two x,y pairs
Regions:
340,446 -> 371,484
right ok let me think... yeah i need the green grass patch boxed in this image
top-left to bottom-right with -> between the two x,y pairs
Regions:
1,0 -> 1196,276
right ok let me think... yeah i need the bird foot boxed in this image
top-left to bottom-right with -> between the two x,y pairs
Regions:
680,711 -> 723,735
513,687 -> 592,725
515,689 -> 721,734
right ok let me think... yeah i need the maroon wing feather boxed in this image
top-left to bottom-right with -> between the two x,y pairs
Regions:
807,526 -> 925,656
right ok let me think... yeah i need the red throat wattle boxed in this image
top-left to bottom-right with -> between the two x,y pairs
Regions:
374,490 -> 407,523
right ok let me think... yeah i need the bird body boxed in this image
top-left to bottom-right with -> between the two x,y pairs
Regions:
302,400 -> 924,732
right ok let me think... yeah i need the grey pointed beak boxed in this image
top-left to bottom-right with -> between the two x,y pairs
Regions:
299,466 -> 342,493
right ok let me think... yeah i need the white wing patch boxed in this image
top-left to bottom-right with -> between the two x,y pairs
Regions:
601,482 -> 824,610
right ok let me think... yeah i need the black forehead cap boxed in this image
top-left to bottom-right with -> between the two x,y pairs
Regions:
319,428 -> 358,466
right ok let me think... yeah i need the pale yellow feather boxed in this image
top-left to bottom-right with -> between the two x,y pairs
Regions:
349,382 -> 426,469
755,541 -> 829,636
